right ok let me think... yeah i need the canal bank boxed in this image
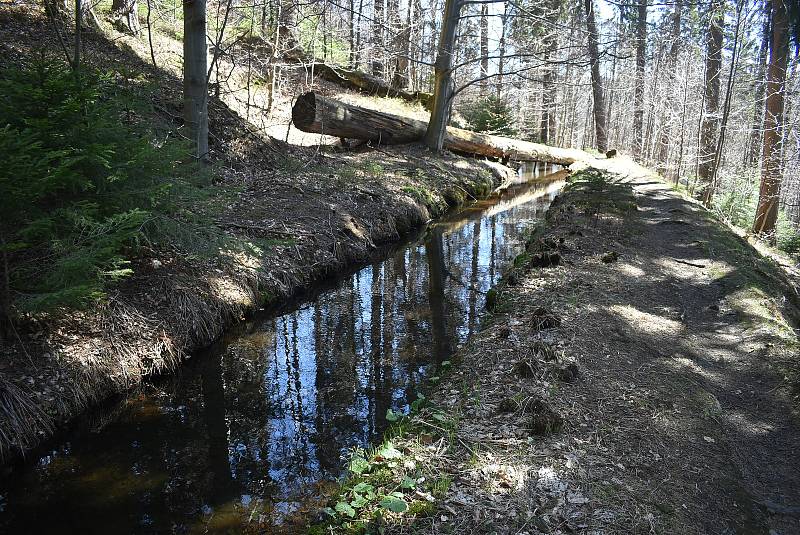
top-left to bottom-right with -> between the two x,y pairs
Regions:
313,160 -> 800,534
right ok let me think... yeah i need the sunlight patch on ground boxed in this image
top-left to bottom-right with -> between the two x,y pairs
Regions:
609,304 -> 683,337
614,262 -> 646,278
473,453 -> 530,494
652,256 -> 724,281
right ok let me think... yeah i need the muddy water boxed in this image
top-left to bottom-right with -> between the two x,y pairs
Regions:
0,164 -> 565,534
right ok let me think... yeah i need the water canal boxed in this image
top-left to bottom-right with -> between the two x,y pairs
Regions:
0,164 -> 566,534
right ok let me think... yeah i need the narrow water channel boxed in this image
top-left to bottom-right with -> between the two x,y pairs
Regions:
0,164 -> 565,534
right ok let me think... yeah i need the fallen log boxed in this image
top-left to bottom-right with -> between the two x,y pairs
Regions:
292,92 -> 593,165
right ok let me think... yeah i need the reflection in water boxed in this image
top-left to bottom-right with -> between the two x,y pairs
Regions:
0,167 -> 565,534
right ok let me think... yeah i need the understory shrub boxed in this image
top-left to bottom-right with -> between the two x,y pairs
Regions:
713,172 -> 800,258
461,95 -> 518,137
0,59 -> 215,328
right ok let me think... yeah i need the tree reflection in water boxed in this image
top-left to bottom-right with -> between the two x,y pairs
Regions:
0,168 -> 564,534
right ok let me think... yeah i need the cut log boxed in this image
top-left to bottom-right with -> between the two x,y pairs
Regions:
292,91 -> 424,144
292,92 -> 593,165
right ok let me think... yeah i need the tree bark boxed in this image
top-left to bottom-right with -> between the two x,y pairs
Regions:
632,0 -> 647,159
584,0 -> 608,152
372,0 -> 385,76
711,1 -> 744,194
111,0 -> 141,34
278,0 -> 299,53
539,32 -> 557,144
183,0 -> 209,159
424,0 -> 460,151
391,0 -> 413,89
698,0 -> 723,206
349,0 -> 356,67
292,92 -> 593,165
753,0 -> 789,239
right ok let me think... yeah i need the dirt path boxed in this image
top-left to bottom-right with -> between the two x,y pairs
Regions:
336,160 -> 800,535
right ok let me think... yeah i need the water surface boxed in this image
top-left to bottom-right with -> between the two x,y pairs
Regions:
0,164 -> 565,534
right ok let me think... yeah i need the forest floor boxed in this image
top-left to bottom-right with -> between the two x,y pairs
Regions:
0,4 -> 513,462
321,160 -> 800,535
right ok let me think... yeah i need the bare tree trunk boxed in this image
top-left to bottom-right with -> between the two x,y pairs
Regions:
146,0 -> 156,66
349,0 -> 356,68
111,0 -> 141,34
584,0 -> 607,152
698,0 -> 723,206
657,0 -> 682,168
372,0 -> 385,76
293,92 -> 594,164
539,27 -> 557,144
278,0 -> 299,54
632,0 -> 647,159
183,0 -> 209,159
479,2 -> 488,96
753,0 -> 789,239
710,1 -> 743,193
423,0 -> 460,151
74,0 -> 81,68
747,7 -> 771,166
495,4 -> 509,98
355,0 -> 365,68
392,0 -> 413,89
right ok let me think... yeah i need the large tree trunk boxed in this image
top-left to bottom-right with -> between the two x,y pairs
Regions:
698,0 -> 723,206
111,0 -> 141,34
183,0 -> 209,159
632,0 -> 647,159
292,92 -> 593,165
584,0 -> 608,152
424,0 -> 460,151
753,0 -> 789,239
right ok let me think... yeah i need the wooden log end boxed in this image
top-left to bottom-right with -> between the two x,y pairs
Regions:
292,92 -> 317,131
